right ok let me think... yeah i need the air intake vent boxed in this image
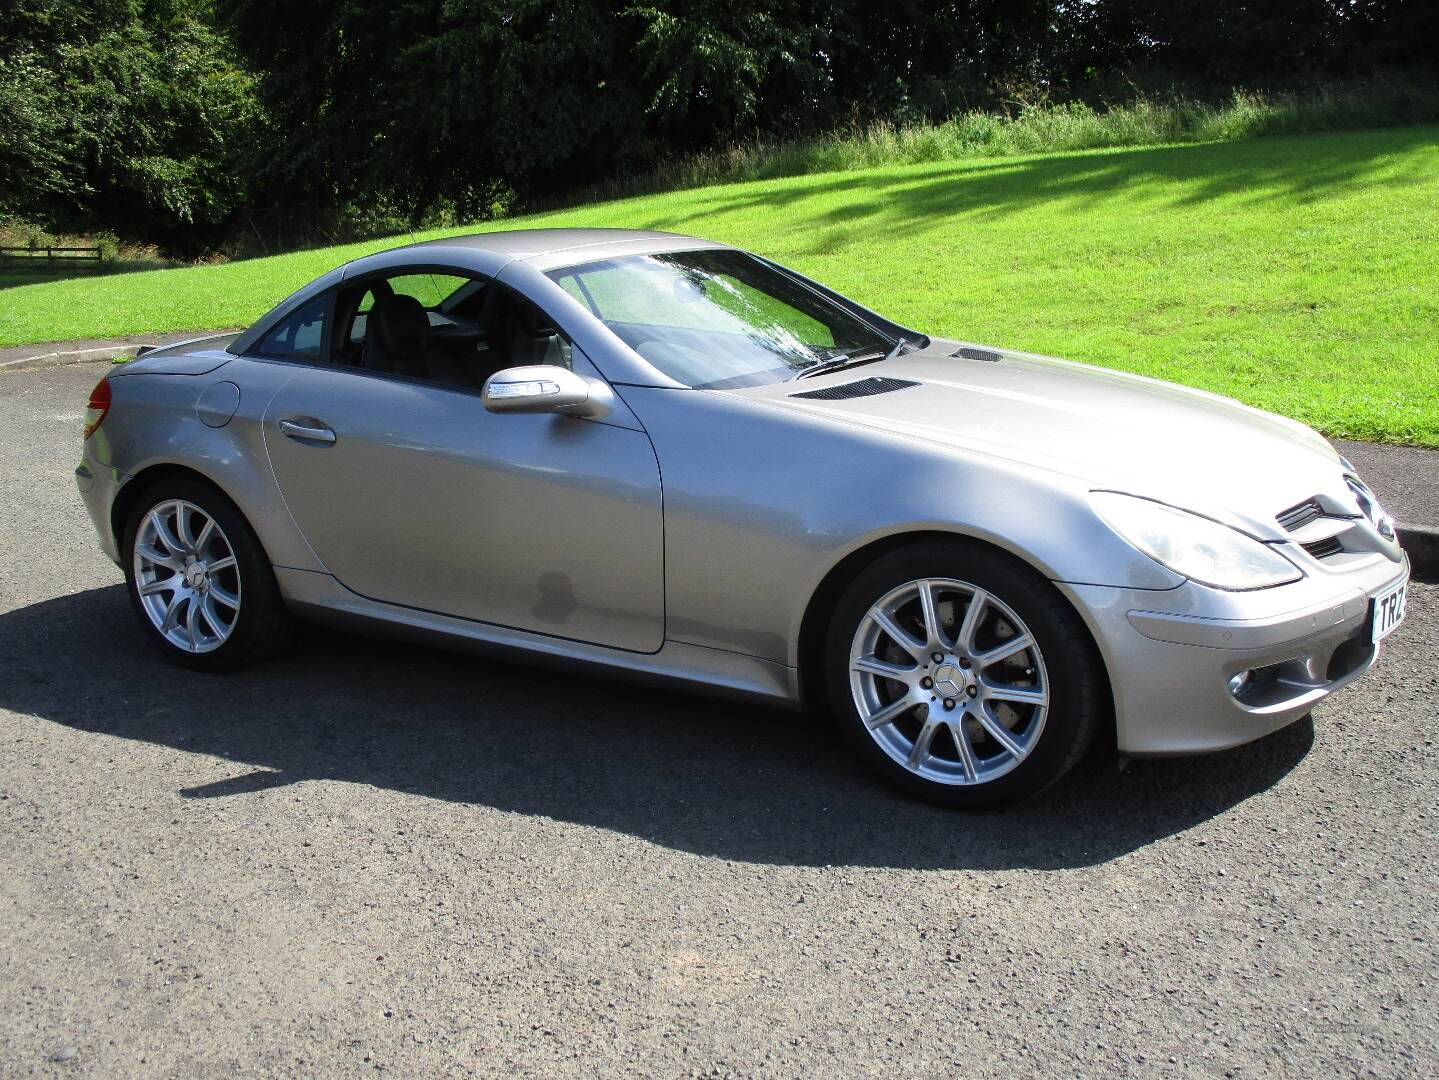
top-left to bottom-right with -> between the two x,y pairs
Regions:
1302,535 -> 1344,560
1276,499 -> 1324,532
953,346 -> 1002,362
790,377 -> 918,401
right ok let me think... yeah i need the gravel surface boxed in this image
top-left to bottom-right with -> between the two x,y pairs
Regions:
2,363 -> 1435,1078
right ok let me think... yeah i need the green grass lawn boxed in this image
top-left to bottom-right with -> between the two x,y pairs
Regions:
4,126 -> 1437,445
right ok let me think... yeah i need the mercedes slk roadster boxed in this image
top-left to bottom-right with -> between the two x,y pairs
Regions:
76,229 -> 1409,807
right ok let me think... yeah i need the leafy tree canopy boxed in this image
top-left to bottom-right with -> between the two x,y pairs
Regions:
1,0 -> 1433,252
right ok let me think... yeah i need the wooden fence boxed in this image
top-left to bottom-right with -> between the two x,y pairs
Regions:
0,246 -> 105,273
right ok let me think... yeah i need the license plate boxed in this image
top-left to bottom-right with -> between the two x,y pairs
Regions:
1371,579 -> 1407,643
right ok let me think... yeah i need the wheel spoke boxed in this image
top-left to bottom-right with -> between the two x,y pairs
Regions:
139,575 -> 179,597
976,704 -> 1025,757
136,543 -> 181,571
174,505 -> 195,550
148,509 -> 185,556
161,591 -> 186,633
864,696 -> 916,731
916,580 -> 946,651
206,554 -> 236,574
193,517 -> 216,555
209,584 -> 240,610
185,597 -> 204,650
852,655 -> 914,681
948,717 -> 980,781
957,589 -> 987,653
975,632 -> 1033,668
906,713 -> 943,770
984,683 -> 1046,707
871,608 -> 924,660
199,596 -> 227,637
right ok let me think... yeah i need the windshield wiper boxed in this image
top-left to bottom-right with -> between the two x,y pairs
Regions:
790,337 -> 910,381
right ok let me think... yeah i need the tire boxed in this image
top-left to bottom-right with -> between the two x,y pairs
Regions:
122,475 -> 294,671
824,539 -> 1102,809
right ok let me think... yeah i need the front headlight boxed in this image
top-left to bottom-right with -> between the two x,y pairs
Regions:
1090,492 -> 1303,591
1344,474 -> 1396,541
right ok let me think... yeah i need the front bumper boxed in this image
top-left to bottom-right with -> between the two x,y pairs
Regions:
1058,553 -> 1409,756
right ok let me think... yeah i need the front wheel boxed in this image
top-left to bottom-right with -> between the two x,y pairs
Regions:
824,540 -> 1103,809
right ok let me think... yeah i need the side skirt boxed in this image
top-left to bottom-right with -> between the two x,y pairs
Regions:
274,567 -> 801,708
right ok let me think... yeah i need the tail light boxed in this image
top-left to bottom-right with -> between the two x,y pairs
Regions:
83,376 -> 111,438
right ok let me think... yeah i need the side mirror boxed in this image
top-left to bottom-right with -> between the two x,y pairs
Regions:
481,365 -> 613,419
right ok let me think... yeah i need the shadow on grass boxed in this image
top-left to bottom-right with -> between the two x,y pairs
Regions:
0,272 -> 67,291
0,260 -> 181,292
2,584 -> 1314,871
635,126 -> 1439,255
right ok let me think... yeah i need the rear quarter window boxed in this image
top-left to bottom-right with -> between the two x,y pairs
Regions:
255,296 -> 329,362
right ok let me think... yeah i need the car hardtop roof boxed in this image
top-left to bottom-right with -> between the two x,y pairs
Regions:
400,227 -> 730,266
333,228 -> 738,281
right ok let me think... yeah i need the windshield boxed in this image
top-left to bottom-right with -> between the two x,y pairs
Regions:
547,249 -> 897,388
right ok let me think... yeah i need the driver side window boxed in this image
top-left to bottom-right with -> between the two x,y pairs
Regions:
331,269 -> 572,391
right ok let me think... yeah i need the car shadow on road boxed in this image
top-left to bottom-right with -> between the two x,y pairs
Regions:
2,585 -> 1315,871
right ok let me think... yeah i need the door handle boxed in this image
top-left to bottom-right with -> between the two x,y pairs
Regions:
277,418 -> 337,444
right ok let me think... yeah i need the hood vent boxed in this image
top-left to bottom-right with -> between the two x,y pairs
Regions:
790,377 -> 918,401
954,346 -> 1002,362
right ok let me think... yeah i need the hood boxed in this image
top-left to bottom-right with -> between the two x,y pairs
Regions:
739,341 -> 1354,538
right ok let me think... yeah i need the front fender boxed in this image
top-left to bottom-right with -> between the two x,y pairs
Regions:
623,385 -> 1180,668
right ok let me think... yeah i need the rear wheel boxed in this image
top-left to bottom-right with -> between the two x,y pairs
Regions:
825,540 -> 1102,808
122,477 -> 293,671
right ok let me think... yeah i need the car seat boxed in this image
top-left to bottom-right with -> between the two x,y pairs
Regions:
361,293 -> 431,378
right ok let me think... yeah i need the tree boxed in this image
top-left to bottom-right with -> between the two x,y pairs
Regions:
6,1 -> 1436,251
0,1 -> 262,251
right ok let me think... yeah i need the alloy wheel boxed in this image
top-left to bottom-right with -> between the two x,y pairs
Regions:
132,499 -> 242,654
848,577 -> 1049,785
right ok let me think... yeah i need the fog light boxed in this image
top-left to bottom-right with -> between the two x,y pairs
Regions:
1227,670 -> 1252,698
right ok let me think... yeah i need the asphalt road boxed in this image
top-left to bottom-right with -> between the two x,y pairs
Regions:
2,362 -> 1435,1078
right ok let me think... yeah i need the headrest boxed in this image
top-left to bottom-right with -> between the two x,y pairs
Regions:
370,293 -> 430,358
513,299 -> 559,339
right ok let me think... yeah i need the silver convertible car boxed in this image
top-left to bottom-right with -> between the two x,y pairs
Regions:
76,228 -> 1409,807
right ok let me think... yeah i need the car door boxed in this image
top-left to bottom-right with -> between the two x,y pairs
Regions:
256,288 -> 666,654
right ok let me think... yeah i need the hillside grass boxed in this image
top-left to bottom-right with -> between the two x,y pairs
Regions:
570,80 -> 1439,205
4,125 -> 1437,445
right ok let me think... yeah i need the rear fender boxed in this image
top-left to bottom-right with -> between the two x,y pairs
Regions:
103,361 -> 324,573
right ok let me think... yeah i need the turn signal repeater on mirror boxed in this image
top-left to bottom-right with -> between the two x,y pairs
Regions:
83,376 -> 111,438
488,378 -> 562,399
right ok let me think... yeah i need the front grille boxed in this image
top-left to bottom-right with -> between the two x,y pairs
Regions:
790,377 -> 918,401
1276,495 -> 1357,563
1301,535 -> 1344,560
1276,499 -> 1324,532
